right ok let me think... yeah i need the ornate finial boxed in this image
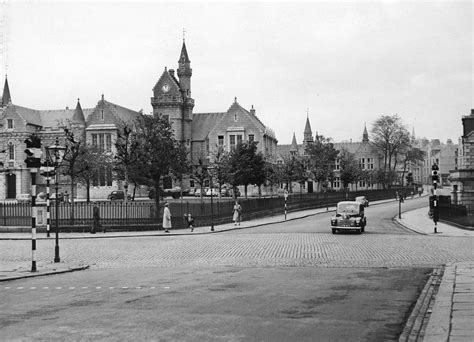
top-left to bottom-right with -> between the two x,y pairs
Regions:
77,98 -> 80,103
183,28 -> 186,42
306,108 -> 309,118
234,96 -> 237,103
101,94 -> 104,101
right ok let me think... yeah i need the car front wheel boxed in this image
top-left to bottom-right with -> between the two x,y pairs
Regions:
332,228 -> 337,234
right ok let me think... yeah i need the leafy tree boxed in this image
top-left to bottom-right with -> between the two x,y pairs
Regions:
209,146 -> 231,197
114,120 -> 142,202
190,155 -> 209,201
370,114 -> 410,187
133,114 -> 188,222
338,148 -> 360,194
228,141 -> 265,198
61,127 -> 87,223
400,146 -> 425,186
75,144 -> 113,203
305,134 -> 339,191
293,156 -> 310,194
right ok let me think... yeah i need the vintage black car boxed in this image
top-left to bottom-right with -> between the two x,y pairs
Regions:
330,201 -> 367,234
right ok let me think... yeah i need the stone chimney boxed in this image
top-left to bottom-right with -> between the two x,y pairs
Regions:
250,105 -> 256,115
169,69 -> 175,78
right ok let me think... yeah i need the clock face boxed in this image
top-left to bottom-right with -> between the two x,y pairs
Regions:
162,83 -> 170,93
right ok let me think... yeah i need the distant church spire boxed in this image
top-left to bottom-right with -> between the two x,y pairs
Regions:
1,75 -> 11,106
303,115 -> 313,144
362,123 -> 369,142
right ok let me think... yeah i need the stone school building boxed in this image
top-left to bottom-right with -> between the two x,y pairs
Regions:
0,40 -> 277,201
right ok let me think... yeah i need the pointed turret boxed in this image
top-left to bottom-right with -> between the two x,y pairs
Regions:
71,98 -> 86,141
303,116 -> 313,144
72,98 -> 85,124
290,132 -> 299,156
177,40 -> 192,98
362,124 -> 369,142
1,76 -> 11,106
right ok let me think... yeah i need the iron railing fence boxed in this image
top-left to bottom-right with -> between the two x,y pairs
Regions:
0,188 -> 403,231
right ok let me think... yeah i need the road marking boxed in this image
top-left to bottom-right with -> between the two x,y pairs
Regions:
69,287 -> 75,290
96,287 -> 102,289
5,287 -> 10,289
17,287 -> 23,289
3,286 -> 164,291
30,287 -> 37,289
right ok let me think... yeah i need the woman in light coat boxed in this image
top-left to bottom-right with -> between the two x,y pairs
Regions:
163,203 -> 171,233
233,201 -> 242,226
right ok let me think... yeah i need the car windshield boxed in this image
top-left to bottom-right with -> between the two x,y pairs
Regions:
337,203 -> 360,215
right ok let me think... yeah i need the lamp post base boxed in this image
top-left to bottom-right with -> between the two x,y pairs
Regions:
54,246 -> 60,263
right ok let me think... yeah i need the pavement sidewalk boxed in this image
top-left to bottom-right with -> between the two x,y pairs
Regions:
1,197 -> 473,341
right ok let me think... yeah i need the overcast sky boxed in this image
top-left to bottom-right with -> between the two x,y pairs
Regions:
1,0 -> 472,144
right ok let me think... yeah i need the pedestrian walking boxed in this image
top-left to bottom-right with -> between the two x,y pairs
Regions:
91,203 -> 101,234
64,191 -> 70,203
184,213 -> 195,232
233,201 -> 242,226
163,202 -> 171,233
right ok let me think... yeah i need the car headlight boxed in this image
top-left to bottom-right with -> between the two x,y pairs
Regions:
331,219 -> 337,226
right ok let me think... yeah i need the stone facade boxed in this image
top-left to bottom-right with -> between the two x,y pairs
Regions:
0,40 -> 278,200
449,109 -> 474,213
277,118 -> 383,193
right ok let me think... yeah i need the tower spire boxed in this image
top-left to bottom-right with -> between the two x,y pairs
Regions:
362,123 -> 369,142
1,75 -> 11,106
303,115 -> 313,144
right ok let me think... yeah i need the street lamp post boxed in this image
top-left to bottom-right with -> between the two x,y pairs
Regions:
47,137 -> 66,263
208,166 -> 215,231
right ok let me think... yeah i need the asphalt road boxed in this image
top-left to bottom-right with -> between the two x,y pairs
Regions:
1,197 -> 473,341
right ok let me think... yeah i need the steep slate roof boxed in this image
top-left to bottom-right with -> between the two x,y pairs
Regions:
39,108 -> 94,128
10,104 -> 42,127
107,101 -> 140,123
191,112 -> 225,141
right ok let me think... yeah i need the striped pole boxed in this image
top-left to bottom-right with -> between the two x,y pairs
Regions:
31,169 -> 37,272
284,191 -> 288,220
46,171 -> 50,237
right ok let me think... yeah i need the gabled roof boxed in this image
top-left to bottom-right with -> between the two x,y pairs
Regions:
7,104 -> 42,127
107,101 -> 141,123
191,112 -> 225,141
152,68 -> 182,96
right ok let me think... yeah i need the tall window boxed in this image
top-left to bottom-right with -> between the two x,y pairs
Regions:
237,135 -> 242,145
334,159 -> 340,170
106,134 -> 112,151
101,109 -> 104,120
92,134 -> 98,147
8,142 -> 14,160
230,135 -> 236,151
367,158 -> 374,170
359,158 -> 366,170
332,177 -> 340,188
248,134 -> 254,143
218,135 -> 224,146
7,119 -> 13,129
99,134 -> 105,151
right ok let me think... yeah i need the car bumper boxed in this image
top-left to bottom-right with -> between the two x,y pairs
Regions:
331,225 -> 362,230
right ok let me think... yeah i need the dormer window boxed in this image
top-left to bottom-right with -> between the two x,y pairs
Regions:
101,109 -> 104,120
7,119 -> 13,129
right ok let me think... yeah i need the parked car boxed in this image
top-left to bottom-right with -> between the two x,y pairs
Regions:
220,188 -> 231,197
355,196 -> 369,207
330,201 -> 367,234
193,188 -> 202,197
205,188 -> 219,197
50,193 -> 64,202
108,190 -> 132,201
16,193 -> 31,203
149,187 -> 182,199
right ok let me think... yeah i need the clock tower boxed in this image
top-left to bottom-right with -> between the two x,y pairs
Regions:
151,40 -> 194,144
